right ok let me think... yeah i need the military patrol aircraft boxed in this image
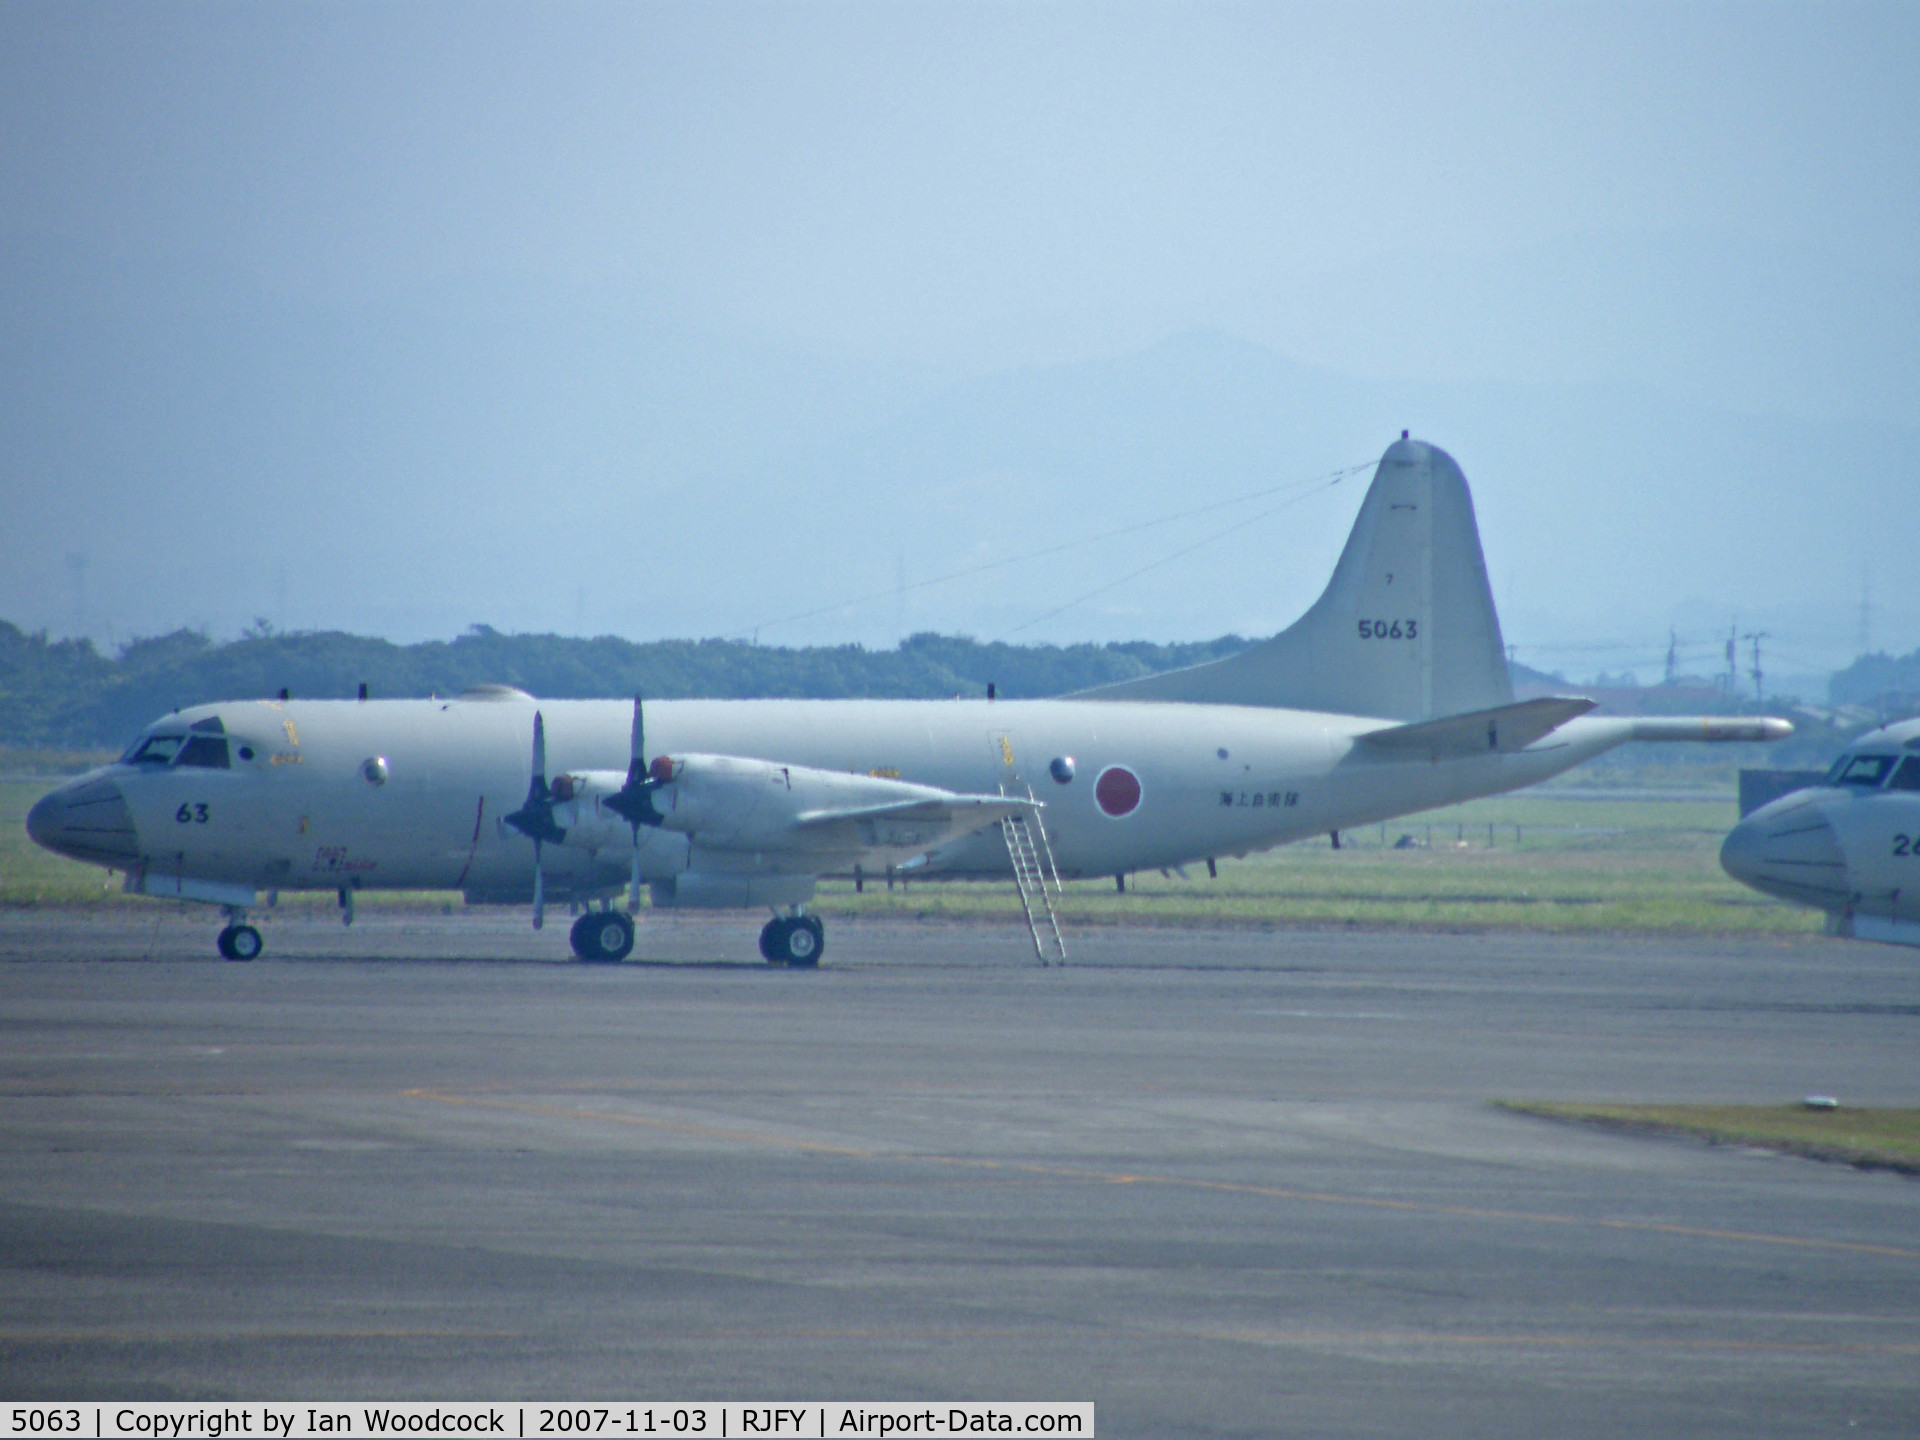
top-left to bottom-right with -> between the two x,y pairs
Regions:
1720,717 -> 1920,948
27,436 -> 1789,965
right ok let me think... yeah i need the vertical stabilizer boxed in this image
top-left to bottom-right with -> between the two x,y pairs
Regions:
1077,439 -> 1511,720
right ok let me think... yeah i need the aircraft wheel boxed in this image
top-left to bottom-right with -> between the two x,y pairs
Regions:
759,918 -> 790,963
784,916 -> 824,968
218,925 -> 262,962
759,917 -> 822,966
571,910 -> 634,962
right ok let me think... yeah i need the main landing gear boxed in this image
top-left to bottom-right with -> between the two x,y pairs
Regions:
759,912 -> 824,967
570,908 -> 636,963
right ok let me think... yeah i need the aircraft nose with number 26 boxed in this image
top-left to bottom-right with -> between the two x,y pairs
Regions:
27,437 -> 1789,965
1720,717 -> 1920,948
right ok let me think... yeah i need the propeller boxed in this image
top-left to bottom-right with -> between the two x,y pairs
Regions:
602,694 -> 667,911
503,710 -> 568,930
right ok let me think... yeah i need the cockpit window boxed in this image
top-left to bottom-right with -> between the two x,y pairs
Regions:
125,734 -> 186,766
1888,757 -> 1920,792
1827,753 -> 1896,788
173,735 -> 230,769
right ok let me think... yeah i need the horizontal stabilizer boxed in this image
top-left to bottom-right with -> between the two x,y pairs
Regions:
1358,696 -> 1597,757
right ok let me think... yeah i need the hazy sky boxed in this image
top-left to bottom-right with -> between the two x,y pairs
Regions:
3,2 -> 1916,687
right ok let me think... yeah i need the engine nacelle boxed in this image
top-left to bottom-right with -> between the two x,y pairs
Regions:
644,753 -> 973,854
530,754 -> 1029,886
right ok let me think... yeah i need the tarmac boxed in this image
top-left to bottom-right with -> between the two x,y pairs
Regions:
1,908 -> 1917,1437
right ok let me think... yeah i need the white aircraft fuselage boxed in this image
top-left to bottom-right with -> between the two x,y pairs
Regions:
60,696 -> 1689,897
26,437 -> 1791,961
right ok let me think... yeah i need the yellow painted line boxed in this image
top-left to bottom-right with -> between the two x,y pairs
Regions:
660,1328 -> 1034,1340
971,1159 -> 1920,1260
1199,1329 -> 1920,1355
403,1091 -> 1920,1261
0,1329 -> 518,1342
401,1089 -> 877,1157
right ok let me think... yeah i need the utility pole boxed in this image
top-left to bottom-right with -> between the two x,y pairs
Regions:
1744,631 -> 1770,710
1724,623 -> 1738,696
1663,628 -> 1677,686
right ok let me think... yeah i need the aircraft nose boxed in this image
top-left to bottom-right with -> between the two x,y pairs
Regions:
25,775 -> 141,865
1720,797 -> 1848,909
25,789 -> 65,849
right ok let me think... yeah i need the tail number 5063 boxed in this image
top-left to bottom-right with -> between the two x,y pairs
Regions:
1358,619 -> 1418,640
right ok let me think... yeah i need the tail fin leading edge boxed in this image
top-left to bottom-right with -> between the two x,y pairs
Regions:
1078,438 -> 1512,721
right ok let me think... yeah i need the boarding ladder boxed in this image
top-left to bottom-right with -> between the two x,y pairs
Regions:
1001,786 -> 1067,966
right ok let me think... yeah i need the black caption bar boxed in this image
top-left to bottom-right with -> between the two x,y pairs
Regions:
5,1405 -> 1093,1440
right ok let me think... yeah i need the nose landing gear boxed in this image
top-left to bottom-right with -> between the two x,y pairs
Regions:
217,906 -> 263,962
759,912 -> 824,967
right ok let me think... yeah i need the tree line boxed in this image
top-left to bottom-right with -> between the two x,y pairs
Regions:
5,616 -> 1906,755
0,621 -> 1252,748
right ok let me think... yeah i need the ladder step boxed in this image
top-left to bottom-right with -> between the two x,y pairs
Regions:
1001,811 -> 1067,966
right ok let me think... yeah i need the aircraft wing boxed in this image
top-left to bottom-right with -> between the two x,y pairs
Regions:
1358,696 -> 1597,757
793,795 -> 1035,827
789,793 -> 1037,863
606,752 -> 1040,869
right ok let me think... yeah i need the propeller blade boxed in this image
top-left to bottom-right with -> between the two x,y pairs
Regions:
504,711 -> 565,930
504,710 -> 569,846
532,841 -> 546,931
620,697 -> 650,912
605,698 -> 665,831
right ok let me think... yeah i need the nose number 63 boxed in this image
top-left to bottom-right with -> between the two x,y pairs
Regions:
175,803 -> 209,824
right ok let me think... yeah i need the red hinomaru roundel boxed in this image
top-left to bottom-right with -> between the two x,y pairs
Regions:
1093,765 -> 1142,818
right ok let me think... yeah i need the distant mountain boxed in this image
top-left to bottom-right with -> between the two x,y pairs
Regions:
7,241 -> 1915,666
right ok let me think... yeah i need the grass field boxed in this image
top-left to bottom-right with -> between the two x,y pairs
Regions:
2,765 -> 1820,935
811,787 -> 1820,935
1500,1102 -> 1920,1175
